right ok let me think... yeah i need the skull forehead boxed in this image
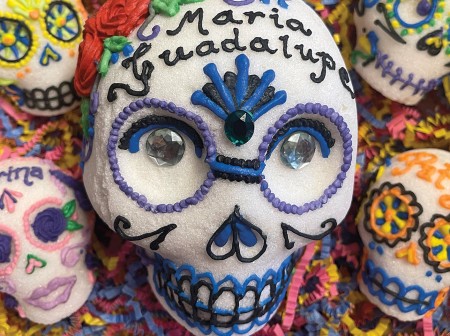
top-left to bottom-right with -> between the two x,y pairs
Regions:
96,0 -> 357,157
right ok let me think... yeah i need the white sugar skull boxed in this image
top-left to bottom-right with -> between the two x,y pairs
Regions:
79,0 -> 357,334
358,149 -> 450,321
0,0 -> 86,116
353,0 -> 450,105
0,158 -> 94,324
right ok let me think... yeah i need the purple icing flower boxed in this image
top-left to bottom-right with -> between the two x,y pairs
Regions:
0,233 -> 12,263
31,208 -> 66,243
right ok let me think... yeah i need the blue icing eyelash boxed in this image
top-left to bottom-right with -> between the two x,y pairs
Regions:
118,115 -> 204,158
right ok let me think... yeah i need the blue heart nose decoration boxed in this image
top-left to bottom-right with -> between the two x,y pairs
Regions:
206,205 -> 267,263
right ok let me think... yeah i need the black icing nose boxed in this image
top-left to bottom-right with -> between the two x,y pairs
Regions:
210,155 -> 263,184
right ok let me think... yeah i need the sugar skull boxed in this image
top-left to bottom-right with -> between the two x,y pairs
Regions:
77,0 -> 357,334
0,158 -> 94,324
0,0 -> 86,116
358,149 -> 450,321
352,0 -> 450,105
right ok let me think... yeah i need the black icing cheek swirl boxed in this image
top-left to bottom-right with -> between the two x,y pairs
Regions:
31,208 -> 67,243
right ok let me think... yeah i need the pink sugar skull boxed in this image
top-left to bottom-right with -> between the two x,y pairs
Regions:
0,158 -> 94,324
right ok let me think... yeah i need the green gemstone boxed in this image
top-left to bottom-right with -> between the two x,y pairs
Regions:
224,110 -> 254,146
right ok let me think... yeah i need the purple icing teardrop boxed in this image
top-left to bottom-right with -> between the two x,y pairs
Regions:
417,0 -> 431,16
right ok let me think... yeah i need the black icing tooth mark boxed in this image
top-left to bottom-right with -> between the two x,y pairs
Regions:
23,80 -> 78,111
107,43 -> 153,102
281,219 -> 337,250
114,216 -> 177,250
212,171 -> 262,184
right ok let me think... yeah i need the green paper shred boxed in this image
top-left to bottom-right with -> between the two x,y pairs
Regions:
81,98 -> 90,138
62,200 -> 76,219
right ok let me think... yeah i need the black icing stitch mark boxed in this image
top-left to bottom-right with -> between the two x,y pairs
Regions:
281,219 -> 337,250
370,276 -> 431,305
107,43 -> 154,102
206,205 -> 267,263
418,214 -> 450,274
114,216 -> 177,251
374,3 -> 406,44
166,8 -> 209,36
339,67 -> 355,99
417,29 -> 443,56
216,155 -> 261,170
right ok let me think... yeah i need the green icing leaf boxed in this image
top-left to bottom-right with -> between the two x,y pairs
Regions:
67,220 -> 83,232
152,0 -> 204,17
81,98 -> 90,138
104,36 -> 131,53
98,49 -> 112,77
62,200 -> 76,218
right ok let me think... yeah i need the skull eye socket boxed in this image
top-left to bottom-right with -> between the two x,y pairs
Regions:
43,1 -> 81,44
419,214 -> 450,273
364,182 -> 423,247
0,224 -> 20,277
24,198 -> 83,251
0,16 -> 36,67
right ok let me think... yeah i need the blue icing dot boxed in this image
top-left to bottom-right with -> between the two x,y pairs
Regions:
376,246 -> 384,255
426,271 -> 432,277
369,241 -> 376,250
436,275 -> 442,283
0,233 -> 12,263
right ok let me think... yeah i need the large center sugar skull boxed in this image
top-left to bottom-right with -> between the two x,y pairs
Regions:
78,0 -> 357,334
358,149 -> 450,321
0,158 -> 94,324
352,0 -> 450,105
0,0 -> 86,116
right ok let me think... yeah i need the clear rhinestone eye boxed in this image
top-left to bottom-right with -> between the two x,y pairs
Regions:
280,132 -> 316,169
145,129 -> 185,166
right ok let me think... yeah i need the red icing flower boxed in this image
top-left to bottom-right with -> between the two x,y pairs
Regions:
74,0 -> 150,97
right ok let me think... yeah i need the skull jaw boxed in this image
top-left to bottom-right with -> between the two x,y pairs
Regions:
146,253 -> 297,336
353,54 -> 439,106
358,258 -> 439,322
16,271 -> 94,325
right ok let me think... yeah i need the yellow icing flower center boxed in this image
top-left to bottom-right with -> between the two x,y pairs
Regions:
55,17 -> 66,28
2,33 -> 16,47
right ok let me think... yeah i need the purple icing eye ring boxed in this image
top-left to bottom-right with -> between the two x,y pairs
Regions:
258,103 -> 353,215
107,98 -> 217,214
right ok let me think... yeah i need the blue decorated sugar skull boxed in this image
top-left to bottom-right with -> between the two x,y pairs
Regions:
358,149 -> 450,321
78,0 -> 357,334
0,0 -> 86,116
352,0 -> 450,105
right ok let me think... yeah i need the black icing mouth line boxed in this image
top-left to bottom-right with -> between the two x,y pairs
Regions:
374,51 -> 440,96
362,259 -> 438,315
152,253 -> 295,333
23,80 -> 79,111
